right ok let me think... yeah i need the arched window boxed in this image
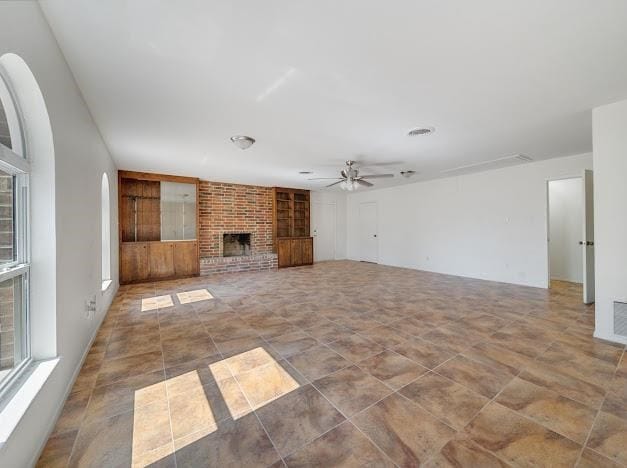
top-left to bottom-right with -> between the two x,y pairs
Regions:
0,58 -> 32,391
101,173 -> 111,290
0,53 -> 55,399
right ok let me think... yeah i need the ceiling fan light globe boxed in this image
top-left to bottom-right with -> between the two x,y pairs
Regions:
230,135 -> 255,149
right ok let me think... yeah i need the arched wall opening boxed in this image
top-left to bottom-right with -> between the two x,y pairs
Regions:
0,53 -> 56,359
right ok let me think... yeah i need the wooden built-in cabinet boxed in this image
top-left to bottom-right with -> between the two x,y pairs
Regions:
273,187 -> 313,267
119,170 -> 200,284
120,242 -> 149,283
120,241 -> 199,284
276,237 -> 313,267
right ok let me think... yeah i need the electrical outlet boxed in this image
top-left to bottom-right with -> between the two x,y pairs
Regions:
86,295 -> 97,319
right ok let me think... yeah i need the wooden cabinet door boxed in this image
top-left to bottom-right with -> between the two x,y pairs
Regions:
149,242 -> 175,279
174,241 -> 199,276
277,239 -> 292,268
291,239 -> 303,266
302,238 -> 313,265
120,242 -> 149,284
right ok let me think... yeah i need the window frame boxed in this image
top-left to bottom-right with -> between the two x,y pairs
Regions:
0,70 -> 31,400
101,173 -> 111,291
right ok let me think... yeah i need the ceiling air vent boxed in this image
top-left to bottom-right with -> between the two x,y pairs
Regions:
515,154 -> 533,162
614,301 -> 627,337
408,127 -> 435,136
441,154 -> 533,175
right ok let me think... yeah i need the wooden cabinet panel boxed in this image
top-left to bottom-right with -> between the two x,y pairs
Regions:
120,178 -> 160,242
174,241 -> 199,276
291,239 -> 303,266
302,238 -> 313,265
149,242 -> 175,279
121,242 -> 149,283
277,239 -> 292,268
277,237 -> 313,268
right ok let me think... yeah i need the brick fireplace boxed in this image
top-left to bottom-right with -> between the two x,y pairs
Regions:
198,181 -> 277,275
222,233 -> 251,257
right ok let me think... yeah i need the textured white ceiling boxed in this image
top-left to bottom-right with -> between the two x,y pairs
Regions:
40,0 -> 627,189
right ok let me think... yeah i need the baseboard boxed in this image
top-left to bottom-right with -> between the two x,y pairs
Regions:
29,281 -> 119,467
346,258 -> 545,289
593,330 -> 627,346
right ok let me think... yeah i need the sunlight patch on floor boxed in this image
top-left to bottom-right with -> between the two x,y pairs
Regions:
210,347 -> 300,415
176,289 -> 213,304
141,295 -> 174,312
131,380 -> 181,466
131,347 -> 300,464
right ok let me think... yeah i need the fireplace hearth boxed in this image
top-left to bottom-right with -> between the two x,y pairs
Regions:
223,233 -> 251,257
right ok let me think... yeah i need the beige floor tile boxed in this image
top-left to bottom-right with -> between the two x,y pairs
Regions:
435,355 -> 514,399
352,393 -> 456,466
400,371 -> 489,430
496,377 -> 596,443
256,384 -> 345,457
283,421 -> 395,467
173,413 -> 281,467
36,430 -> 78,468
587,411 -> 627,466
392,336 -> 455,369
235,360 -> 302,409
96,350 -> 164,388
466,402 -> 581,467
286,344 -> 350,380
314,365 -> 392,417
425,435 -> 509,468
357,350 -> 427,390
327,333 -> 385,363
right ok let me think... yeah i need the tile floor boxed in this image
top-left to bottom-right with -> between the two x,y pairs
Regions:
37,261 -> 627,467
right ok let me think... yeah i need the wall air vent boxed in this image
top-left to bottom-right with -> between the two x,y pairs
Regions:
441,154 -> 533,176
614,301 -> 627,337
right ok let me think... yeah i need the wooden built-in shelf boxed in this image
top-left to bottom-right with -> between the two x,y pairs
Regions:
118,170 -> 200,284
272,187 -> 312,268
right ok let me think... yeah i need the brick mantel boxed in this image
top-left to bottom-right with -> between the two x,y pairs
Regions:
198,180 -> 276,274
198,181 -> 273,257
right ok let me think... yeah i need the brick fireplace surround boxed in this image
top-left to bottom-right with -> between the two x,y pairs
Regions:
198,180 -> 278,275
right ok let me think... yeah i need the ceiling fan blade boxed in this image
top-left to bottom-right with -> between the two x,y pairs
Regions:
359,174 -> 394,179
307,177 -> 344,180
355,179 -> 374,187
325,180 -> 345,188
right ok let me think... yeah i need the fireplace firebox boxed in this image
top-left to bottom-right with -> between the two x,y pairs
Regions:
223,233 -> 251,257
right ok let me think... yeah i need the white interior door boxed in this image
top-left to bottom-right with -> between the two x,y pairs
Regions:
359,202 -> 378,263
582,169 -> 595,304
312,202 -> 336,262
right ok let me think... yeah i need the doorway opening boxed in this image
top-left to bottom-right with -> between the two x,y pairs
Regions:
359,202 -> 378,263
312,202 -> 336,262
546,170 -> 594,304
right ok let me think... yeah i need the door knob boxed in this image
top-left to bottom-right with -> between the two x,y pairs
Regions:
374,234 -> 377,238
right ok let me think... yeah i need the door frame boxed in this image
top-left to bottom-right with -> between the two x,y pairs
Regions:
358,201 -> 379,263
544,174 -> 586,291
312,201 -> 337,262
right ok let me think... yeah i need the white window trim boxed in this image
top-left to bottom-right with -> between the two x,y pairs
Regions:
0,70 -> 32,402
101,279 -> 112,292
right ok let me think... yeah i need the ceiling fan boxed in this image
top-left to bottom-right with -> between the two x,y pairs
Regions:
308,160 -> 394,190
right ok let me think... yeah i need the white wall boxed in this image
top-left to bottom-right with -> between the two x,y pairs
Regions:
548,178 -> 583,283
0,1 -> 119,465
310,190 -> 347,259
347,153 -> 592,288
592,98 -> 627,345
